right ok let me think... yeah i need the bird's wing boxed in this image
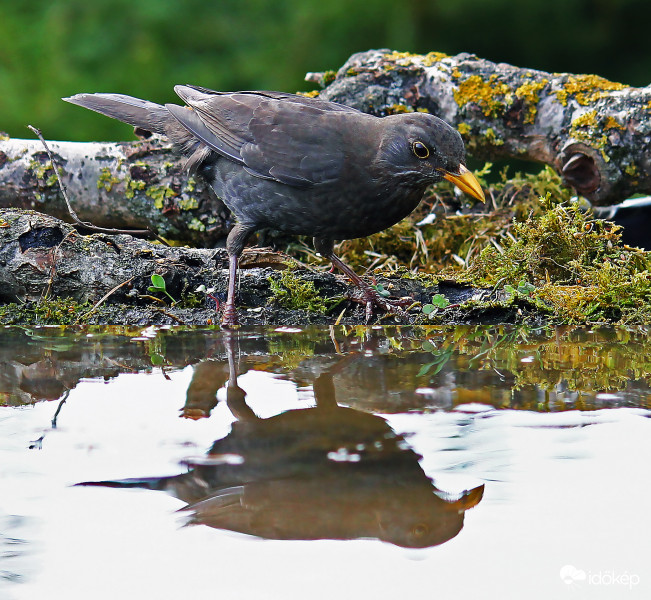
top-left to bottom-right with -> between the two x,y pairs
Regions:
172,86 -> 360,188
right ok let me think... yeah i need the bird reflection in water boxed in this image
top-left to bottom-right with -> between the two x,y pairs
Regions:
78,334 -> 483,549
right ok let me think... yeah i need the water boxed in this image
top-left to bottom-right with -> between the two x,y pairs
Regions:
1,324 -> 650,599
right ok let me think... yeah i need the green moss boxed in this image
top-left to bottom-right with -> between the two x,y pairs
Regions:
0,298 -> 92,325
555,74 -> 627,107
97,167 -> 120,192
454,74 -> 512,118
458,193 -> 651,324
267,267 -> 337,313
321,70 -> 337,85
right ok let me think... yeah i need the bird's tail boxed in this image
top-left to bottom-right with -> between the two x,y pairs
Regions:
63,93 -> 170,136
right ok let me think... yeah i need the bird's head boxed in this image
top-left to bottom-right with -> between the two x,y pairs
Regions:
377,112 -> 485,202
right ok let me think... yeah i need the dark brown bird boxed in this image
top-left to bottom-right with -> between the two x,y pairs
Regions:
64,86 -> 484,327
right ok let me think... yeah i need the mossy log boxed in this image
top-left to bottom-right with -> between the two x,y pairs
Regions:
0,137 -> 230,245
310,49 -> 651,205
0,208 -> 517,326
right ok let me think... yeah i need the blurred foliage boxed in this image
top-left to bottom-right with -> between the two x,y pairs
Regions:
0,0 -> 649,141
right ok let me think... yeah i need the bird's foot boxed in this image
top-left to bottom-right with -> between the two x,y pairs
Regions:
347,289 -> 413,324
220,303 -> 240,330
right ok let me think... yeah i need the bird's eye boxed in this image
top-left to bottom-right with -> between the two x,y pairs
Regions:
411,141 -> 430,159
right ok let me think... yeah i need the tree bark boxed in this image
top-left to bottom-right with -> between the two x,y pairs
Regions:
309,49 -> 651,205
0,208 -> 504,326
0,136 -> 230,245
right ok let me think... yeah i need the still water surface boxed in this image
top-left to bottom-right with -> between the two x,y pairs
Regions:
1,325 -> 650,599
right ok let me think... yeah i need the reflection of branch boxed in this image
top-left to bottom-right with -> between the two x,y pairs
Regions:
28,389 -> 70,449
51,390 -> 70,428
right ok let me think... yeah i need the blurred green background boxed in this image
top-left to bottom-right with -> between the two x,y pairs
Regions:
1,0 -> 649,141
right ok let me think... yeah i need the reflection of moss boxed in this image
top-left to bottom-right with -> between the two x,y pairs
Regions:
413,324 -> 651,404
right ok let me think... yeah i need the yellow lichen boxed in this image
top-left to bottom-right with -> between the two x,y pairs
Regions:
554,74 -> 627,106
383,51 -> 446,68
386,104 -> 413,114
178,196 -> 199,210
97,167 -> 120,192
298,90 -> 320,98
457,122 -> 471,135
624,163 -> 639,177
454,74 -> 511,117
124,177 -> 146,199
514,78 -> 548,123
421,51 -> 449,66
484,127 -> 504,146
571,110 -> 598,129
604,116 -> 625,130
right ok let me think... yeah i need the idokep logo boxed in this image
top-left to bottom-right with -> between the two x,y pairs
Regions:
560,565 -> 586,586
560,565 -> 640,590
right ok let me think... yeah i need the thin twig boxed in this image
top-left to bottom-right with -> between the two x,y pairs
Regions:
27,125 -> 170,246
75,276 -> 135,323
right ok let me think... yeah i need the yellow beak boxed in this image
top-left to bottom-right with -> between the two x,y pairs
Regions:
440,164 -> 485,203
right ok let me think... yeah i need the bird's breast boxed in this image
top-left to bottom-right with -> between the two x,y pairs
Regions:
209,157 -> 427,240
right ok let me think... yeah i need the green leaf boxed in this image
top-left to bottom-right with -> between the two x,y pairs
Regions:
371,283 -> 390,298
430,294 -> 450,308
150,274 -> 166,289
417,362 -> 436,377
422,304 -> 435,315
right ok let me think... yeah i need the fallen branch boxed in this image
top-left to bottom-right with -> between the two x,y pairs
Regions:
28,125 -> 169,244
310,49 -> 651,205
0,134 -> 230,245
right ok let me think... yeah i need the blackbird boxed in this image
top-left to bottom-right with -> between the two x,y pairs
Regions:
64,86 -> 484,327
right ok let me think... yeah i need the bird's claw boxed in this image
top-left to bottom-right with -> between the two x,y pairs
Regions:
221,303 -> 240,330
347,289 -> 413,324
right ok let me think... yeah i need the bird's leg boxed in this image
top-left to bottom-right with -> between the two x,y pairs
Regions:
222,223 -> 255,329
222,254 -> 240,329
314,237 -> 410,323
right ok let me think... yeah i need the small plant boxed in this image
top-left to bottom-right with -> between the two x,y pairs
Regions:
370,282 -> 391,298
505,279 -> 536,298
148,274 -> 176,304
422,293 -> 450,316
